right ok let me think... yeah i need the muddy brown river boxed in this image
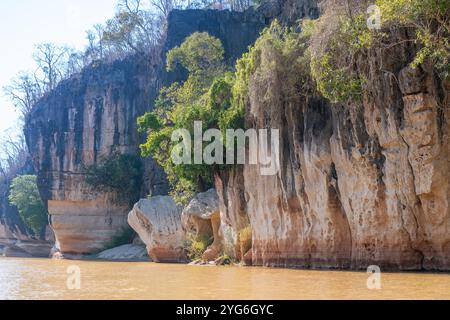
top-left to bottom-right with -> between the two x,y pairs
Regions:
0,258 -> 449,299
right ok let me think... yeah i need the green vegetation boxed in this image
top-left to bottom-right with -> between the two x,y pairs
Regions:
309,10 -> 371,104
137,2 -> 448,205
309,0 -> 449,104
376,0 -> 449,79
184,234 -> 214,261
85,153 -> 143,206
231,19 -> 314,108
138,24 -> 309,204
166,32 -> 225,74
138,32 -> 236,204
8,175 -> 47,236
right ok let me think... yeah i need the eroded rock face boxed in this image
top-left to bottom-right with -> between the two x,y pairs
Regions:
128,196 -> 187,263
24,8 -> 273,256
48,197 -> 131,254
25,55 -> 168,255
215,31 -> 450,270
215,168 -> 250,260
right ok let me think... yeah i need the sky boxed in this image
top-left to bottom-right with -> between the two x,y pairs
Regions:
0,0 -> 117,138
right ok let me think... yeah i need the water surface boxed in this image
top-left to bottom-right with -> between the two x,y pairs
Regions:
0,258 -> 449,300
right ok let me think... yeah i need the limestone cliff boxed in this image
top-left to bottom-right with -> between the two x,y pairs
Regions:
24,54 -> 168,254
24,8 -> 274,255
215,26 -> 450,270
24,1 -> 449,270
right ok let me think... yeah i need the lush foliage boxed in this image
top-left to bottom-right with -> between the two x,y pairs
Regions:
138,23 -> 311,204
166,32 -> 225,74
138,32 -> 235,204
309,11 -> 370,104
310,0 -> 449,104
376,0 -> 449,79
85,154 -> 143,206
8,175 -> 47,236
234,19 -> 314,102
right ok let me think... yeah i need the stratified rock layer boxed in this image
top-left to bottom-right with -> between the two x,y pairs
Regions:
128,196 -> 187,263
25,55 -> 168,254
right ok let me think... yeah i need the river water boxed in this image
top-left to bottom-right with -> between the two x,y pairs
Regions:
0,258 -> 449,300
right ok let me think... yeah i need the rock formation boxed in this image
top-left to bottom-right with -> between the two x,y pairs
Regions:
128,196 -> 187,263
22,1 -> 449,270
214,27 -> 450,270
24,8 -> 272,256
182,189 -> 221,261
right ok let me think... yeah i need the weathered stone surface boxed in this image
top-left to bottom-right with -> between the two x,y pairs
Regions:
0,240 -> 53,258
182,189 -> 223,262
215,168 -> 250,260
182,189 -> 220,223
48,197 -> 130,254
1,245 -> 33,258
25,54 -> 168,255
1,159 -> 55,257
182,190 -> 216,237
24,8 -> 272,256
215,26 -> 450,271
202,247 -> 220,262
243,250 -> 252,266
96,244 -> 149,261
128,196 -> 187,263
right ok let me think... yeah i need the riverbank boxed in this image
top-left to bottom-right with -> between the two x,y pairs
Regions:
1,258 -> 449,300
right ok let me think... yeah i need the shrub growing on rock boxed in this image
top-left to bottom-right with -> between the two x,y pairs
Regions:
138,32 -> 237,204
184,233 -> 214,262
309,0 -> 449,104
85,153 -> 143,206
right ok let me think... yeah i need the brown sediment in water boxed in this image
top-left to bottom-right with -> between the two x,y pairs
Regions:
0,258 -> 449,300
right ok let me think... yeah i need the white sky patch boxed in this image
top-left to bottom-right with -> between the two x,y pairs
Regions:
0,0 -> 117,136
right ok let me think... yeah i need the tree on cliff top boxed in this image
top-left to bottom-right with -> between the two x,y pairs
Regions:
3,43 -> 78,120
8,175 -> 47,237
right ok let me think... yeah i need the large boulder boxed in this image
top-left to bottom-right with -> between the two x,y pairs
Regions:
182,189 -> 220,234
128,196 -> 187,263
182,189 -> 221,262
